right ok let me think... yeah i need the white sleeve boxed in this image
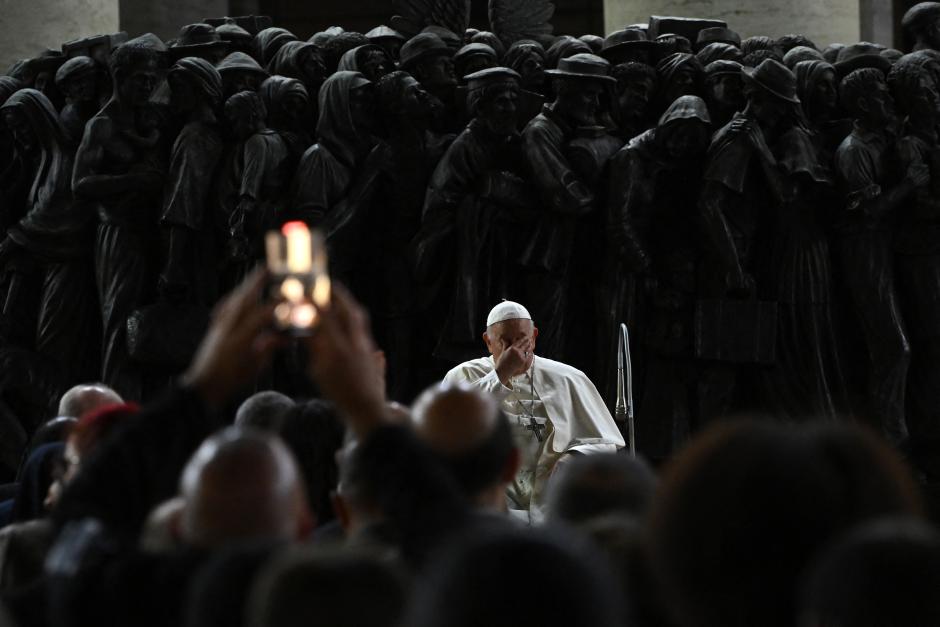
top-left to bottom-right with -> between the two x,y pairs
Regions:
564,442 -> 620,455
443,365 -> 514,402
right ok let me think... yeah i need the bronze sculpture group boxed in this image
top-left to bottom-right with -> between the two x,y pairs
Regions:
3,0 -> 940,465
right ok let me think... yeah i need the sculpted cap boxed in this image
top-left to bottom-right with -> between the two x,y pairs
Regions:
487,301 -> 532,327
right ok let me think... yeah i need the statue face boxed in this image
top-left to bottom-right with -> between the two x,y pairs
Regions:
168,72 -> 199,114
379,40 -> 402,61
419,54 -> 457,88
2,108 -> 37,154
906,71 -> 940,122
399,76 -> 435,121
811,68 -> 838,115
662,68 -> 698,105
744,83 -> 788,128
119,59 -> 160,107
618,75 -> 655,118
478,85 -> 519,135
929,17 -> 940,48
300,49 -> 328,88
349,83 -> 376,133
224,71 -> 264,97
660,119 -> 710,159
66,72 -> 99,103
860,80 -> 895,126
359,50 -> 394,82
461,55 -> 495,79
34,72 -> 54,96
708,74 -> 744,109
225,102 -> 258,140
283,93 -> 308,120
517,53 -> 545,90
556,79 -> 603,126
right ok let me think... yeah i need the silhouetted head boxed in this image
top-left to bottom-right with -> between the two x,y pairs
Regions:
180,427 -> 313,548
649,421 -> 923,627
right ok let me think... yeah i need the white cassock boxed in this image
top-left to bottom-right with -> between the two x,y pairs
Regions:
444,354 -> 624,524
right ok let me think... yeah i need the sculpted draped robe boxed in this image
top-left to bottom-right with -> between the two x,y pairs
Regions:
444,355 -> 624,523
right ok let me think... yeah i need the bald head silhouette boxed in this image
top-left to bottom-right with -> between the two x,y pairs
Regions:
57,383 -> 122,419
180,428 -> 313,548
412,384 -> 518,510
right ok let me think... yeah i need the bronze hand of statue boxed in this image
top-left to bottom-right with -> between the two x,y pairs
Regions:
227,199 -> 254,262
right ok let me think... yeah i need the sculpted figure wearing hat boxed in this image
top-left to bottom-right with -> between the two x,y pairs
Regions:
72,40 -> 165,399
158,57 -> 225,302
415,68 -> 533,369
603,96 -> 712,459
833,67 -> 929,441
699,59 -> 845,421
520,53 -> 618,360
169,24 -> 229,65
600,28 -> 655,66
454,43 -> 498,83
444,300 -> 623,524
400,33 -> 459,132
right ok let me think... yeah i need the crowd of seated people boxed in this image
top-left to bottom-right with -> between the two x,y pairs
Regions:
1,4 -> 940,626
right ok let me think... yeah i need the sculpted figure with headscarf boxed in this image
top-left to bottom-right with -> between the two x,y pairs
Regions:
72,40 -> 165,400
260,75 -> 312,168
290,71 -> 380,288
699,59 -> 846,422
604,95 -> 711,460
520,53 -> 618,366
158,57 -> 225,302
219,91 -> 291,290
0,89 -> 99,389
793,59 -> 851,160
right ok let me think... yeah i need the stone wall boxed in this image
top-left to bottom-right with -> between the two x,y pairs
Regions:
604,0 -> 861,49
119,0 -> 229,42
0,0 -> 119,70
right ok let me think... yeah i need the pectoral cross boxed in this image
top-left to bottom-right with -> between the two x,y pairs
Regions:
526,418 -> 545,443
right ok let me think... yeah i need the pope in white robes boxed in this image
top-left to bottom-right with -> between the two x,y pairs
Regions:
444,301 -> 624,523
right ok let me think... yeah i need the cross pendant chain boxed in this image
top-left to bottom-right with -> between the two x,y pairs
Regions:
516,368 -> 544,442
526,418 -> 546,442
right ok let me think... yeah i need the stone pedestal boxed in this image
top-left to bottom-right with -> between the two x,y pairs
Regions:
604,0 -> 861,49
0,0 -> 119,71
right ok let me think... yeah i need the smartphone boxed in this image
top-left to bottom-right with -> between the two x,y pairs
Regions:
264,221 -> 331,335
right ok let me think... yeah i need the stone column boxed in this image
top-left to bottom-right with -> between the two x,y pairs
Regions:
0,0 -> 119,71
118,0 -> 229,42
604,0 -> 861,49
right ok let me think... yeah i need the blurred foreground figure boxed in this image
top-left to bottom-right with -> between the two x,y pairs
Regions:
444,301 -> 622,523
649,420 -> 923,627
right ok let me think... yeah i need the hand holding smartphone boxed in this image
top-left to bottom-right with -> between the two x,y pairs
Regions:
265,221 -> 331,335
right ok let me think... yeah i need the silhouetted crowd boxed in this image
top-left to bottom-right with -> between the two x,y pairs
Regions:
3,5 -> 940,626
